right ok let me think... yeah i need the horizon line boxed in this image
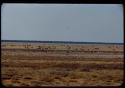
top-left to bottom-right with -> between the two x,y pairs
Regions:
1,39 -> 123,45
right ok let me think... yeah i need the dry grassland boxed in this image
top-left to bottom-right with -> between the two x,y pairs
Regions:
1,42 -> 124,87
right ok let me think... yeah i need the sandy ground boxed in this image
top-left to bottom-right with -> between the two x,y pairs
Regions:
1,42 -> 124,87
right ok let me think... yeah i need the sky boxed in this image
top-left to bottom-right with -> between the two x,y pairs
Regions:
1,4 -> 123,43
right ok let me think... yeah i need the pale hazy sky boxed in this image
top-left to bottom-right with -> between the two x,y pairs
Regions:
1,4 -> 123,43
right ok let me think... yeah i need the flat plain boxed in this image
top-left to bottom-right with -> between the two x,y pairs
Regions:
1,41 -> 124,87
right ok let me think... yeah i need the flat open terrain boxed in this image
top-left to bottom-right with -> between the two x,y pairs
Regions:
1,41 -> 124,87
